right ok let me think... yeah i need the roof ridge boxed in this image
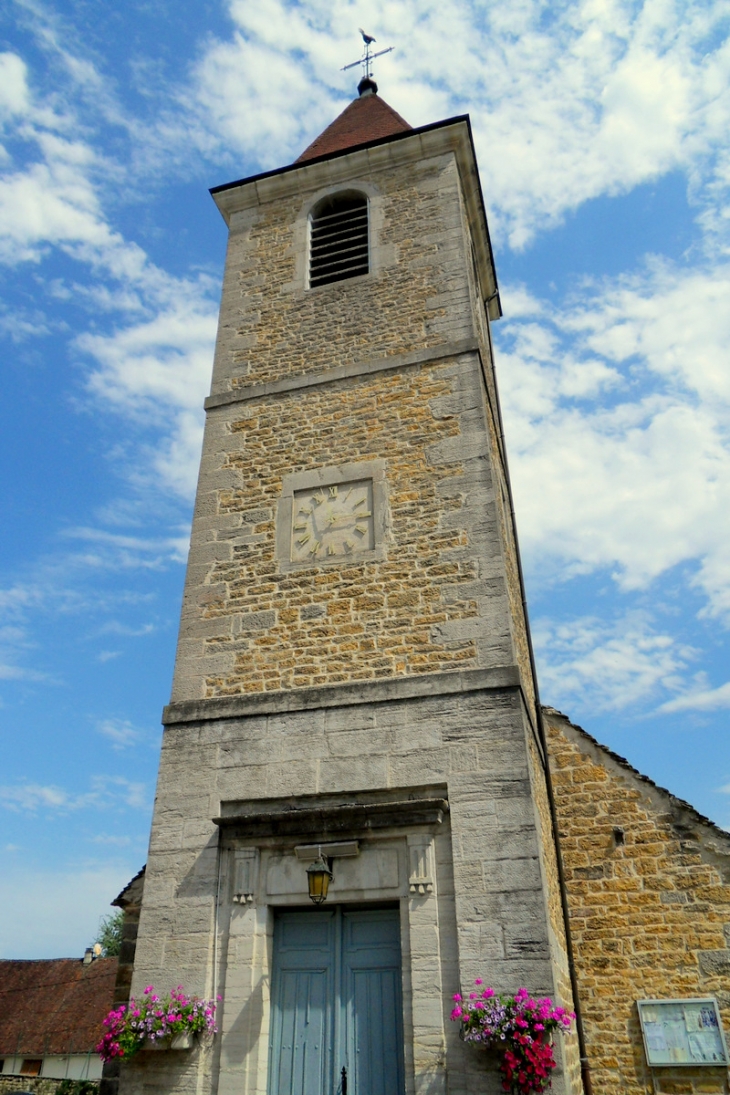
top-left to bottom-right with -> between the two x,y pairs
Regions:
543,704 -> 730,842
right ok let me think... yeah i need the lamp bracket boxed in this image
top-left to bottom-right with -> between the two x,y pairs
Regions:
295,841 -> 359,860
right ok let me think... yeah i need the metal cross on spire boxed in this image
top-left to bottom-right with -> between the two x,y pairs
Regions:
342,29 -> 393,84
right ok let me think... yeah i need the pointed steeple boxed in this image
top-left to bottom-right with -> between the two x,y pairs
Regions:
296,83 -> 412,163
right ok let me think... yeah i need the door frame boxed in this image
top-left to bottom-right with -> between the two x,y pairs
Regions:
215,830 -> 452,1095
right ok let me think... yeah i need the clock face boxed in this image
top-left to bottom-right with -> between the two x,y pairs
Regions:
291,479 -> 375,562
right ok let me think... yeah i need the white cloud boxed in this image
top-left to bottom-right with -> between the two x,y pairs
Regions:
97,620 -> 155,637
63,526 -> 190,567
498,260 -> 730,619
96,718 -> 159,752
0,144 -> 123,266
94,775 -> 148,810
0,591 -> 50,683
80,292 -> 217,415
97,718 -> 142,749
534,613 -> 693,712
91,833 -> 132,847
0,774 -> 149,813
0,663 -> 47,681
0,42 -> 216,505
97,650 -> 121,663
77,292 -> 217,499
660,680 -> 730,713
0,783 -> 70,811
185,0 -> 730,248
0,52 -> 31,118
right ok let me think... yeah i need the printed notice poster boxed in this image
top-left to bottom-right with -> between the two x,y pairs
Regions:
638,999 -> 728,1067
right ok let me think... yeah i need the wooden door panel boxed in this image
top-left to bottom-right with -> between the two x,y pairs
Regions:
275,969 -> 330,1095
269,907 -> 403,1095
343,911 -> 404,1095
270,912 -> 335,1095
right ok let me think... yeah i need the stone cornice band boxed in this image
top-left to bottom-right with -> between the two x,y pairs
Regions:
163,664 -> 521,726
204,338 -> 480,411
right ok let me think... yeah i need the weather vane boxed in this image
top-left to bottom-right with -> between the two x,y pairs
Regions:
342,29 -> 393,83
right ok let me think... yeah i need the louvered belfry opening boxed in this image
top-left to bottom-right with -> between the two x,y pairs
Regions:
309,192 -> 369,287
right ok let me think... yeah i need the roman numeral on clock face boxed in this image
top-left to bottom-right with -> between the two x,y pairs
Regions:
290,476 -> 375,563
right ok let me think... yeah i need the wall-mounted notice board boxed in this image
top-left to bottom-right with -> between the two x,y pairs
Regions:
637,999 -> 728,1067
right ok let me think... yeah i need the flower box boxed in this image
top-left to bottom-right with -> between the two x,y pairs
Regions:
97,985 -> 217,1062
451,982 -> 574,1095
143,1032 -> 194,1051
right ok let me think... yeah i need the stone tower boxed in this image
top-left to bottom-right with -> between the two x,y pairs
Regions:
126,83 -> 582,1095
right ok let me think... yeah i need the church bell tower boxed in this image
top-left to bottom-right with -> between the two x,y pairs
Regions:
126,80 -> 582,1095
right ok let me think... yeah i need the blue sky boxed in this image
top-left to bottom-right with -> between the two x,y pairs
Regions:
1,0 -> 729,957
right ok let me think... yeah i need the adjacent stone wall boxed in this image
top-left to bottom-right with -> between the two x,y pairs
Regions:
546,708 -> 730,1095
0,1081 -> 68,1095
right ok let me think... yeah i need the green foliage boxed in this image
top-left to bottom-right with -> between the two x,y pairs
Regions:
95,910 -> 124,957
55,1081 -> 98,1095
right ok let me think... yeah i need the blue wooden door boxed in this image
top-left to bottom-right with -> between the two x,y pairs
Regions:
269,908 -> 404,1095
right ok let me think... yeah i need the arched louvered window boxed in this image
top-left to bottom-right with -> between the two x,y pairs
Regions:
309,192 -> 369,287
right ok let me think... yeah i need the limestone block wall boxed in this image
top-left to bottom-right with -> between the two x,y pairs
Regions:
172,352 -> 520,701
546,708 -> 730,1095
210,152 -> 472,395
128,684 -> 578,1095
124,120 -> 580,1095
170,129 -> 534,708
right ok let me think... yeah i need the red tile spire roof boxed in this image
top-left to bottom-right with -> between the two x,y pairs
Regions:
296,81 -> 412,163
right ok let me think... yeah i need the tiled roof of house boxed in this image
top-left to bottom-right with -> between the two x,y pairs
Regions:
296,90 -> 411,163
0,957 -> 117,1056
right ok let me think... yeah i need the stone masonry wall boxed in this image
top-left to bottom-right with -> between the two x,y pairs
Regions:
172,138 -> 536,705
174,353 -> 516,700
211,155 -> 469,395
131,686 -> 574,1095
546,708 -> 730,1095
129,124 -> 581,1095
0,1081 -> 71,1095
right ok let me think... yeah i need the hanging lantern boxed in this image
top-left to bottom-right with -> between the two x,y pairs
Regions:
306,853 -> 333,904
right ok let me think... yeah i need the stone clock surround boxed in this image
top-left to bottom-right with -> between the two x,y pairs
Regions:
274,458 -> 389,572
